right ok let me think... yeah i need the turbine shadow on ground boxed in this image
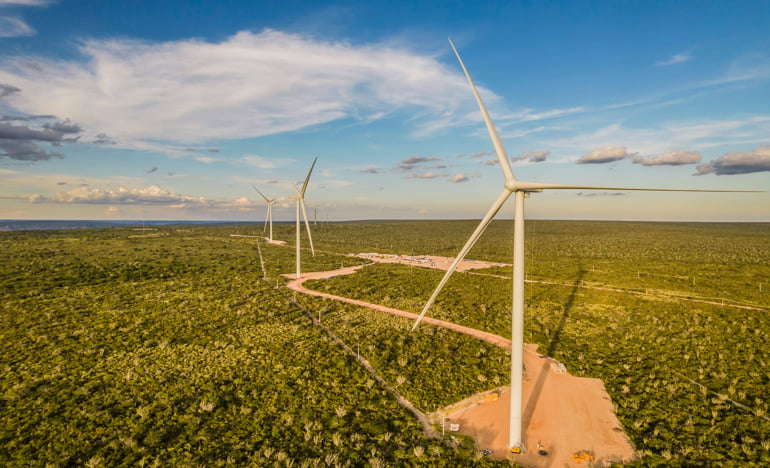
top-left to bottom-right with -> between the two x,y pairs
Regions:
546,265 -> 585,357
522,266 -> 585,443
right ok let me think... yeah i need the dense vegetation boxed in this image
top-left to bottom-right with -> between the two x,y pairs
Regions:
1,226 -> 501,466
2,221 -> 768,466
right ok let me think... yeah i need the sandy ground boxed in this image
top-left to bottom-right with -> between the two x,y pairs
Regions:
286,254 -> 636,466
445,344 -> 635,465
230,234 -> 287,245
356,253 -> 507,272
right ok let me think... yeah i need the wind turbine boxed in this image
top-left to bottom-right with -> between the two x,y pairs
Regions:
252,185 -> 276,242
411,39 -> 757,453
293,157 -> 317,279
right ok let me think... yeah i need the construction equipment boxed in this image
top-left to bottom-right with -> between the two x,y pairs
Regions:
572,450 -> 595,463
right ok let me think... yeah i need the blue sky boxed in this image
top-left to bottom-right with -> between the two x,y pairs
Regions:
1,0 -> 768,222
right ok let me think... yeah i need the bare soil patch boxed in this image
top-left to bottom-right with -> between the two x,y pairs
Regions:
231,234 -> 286,245
356,253 -> 506,272
441,344 -> 636,465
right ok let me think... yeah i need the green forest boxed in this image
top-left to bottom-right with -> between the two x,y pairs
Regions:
2,221 -> 769,466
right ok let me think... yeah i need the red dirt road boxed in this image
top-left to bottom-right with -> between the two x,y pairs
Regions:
285,265 -> 510,349
286,260 -> 636,466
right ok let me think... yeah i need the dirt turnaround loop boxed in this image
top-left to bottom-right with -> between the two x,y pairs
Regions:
286,255 -> 637,466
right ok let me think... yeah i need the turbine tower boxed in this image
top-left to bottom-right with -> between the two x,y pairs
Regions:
411,39 -> 756,453
293,157 -> 317,279
252,185 -> 276,242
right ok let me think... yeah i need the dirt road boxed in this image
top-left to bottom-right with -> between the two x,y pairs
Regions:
285,262 -> 636,466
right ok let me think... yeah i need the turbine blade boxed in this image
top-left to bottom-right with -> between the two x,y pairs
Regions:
412,188 -> 512,331
301,157 -> 317,196
300,198 -> 315,256
252,185 -> 271,203
449,38 -> 515,183
512,180 -> 763,192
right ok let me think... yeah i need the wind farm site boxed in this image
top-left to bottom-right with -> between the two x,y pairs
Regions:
2,220 -> 769,466
2,39 -> 769,468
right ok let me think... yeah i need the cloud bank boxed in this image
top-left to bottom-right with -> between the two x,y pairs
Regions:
398,155 -> 439,171
512,150 -> 549,163
28,184 -> 267,213
632,150 -> 701,166
406,171 -> 445,179
0,117 -> 81,161
696,145 -> 770,175
35,185 -> 209,205
0,30 -> 483,149
577,146 -> 636,164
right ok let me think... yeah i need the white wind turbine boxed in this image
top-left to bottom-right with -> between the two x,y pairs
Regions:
252,185 -> 276,242
411,39 -> 757,453
293,157 -> 317,279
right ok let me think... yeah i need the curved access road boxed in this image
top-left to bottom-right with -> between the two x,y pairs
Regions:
284,264 -> 636,466
285,265 -> 511,349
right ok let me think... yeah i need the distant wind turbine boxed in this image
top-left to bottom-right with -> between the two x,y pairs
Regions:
293,157 -> 317,279
252,185 -> 276,242
411,39 -> 759,454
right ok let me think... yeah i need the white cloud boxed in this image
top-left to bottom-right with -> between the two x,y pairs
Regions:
577,146 -> 636,164
512,150 -> 549,163
0,1 -> 53,5
46,185 -> 209,205
0,16 -> 33,37
500,107 -> 587,122
0,30 -> 483,149
25,183 -> 278,213
194,156 -> 219,164
358,165 -> 381,174
712,52 -> 770,85
497,125 -> 548,140
696,145 -> 770,175
398,155 -> 440,171
457,150 -> 490,159
0,169 -> 145,195
633,150 -> 701,166
0,0 -> 51,38
656,53 -> 691,66
550,117 -> 770,158
230,196 -> 252,206
240,155 -> 291,169
406,171 -> 445,179
451,173 -> 468,183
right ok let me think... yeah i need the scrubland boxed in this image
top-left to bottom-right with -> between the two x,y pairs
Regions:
2,221 -> 768,466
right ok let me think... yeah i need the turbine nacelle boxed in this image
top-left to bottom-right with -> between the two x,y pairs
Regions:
253,185 -> 276,241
